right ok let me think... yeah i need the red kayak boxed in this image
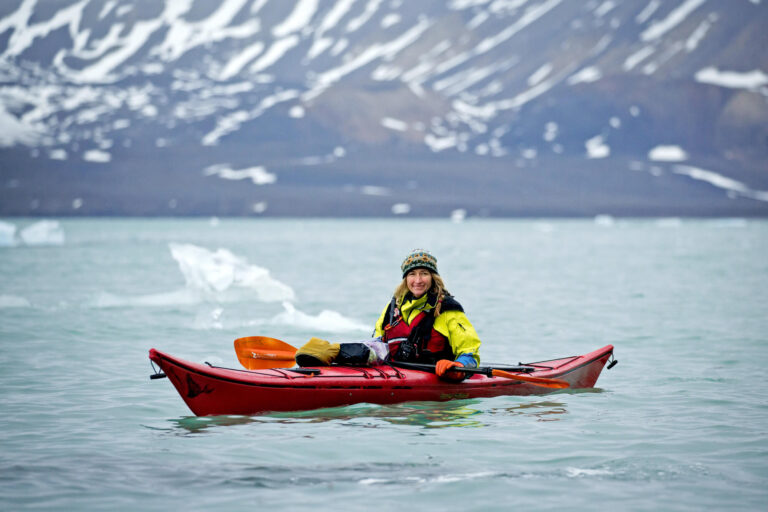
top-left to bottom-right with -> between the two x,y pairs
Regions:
149,345 -> 615,416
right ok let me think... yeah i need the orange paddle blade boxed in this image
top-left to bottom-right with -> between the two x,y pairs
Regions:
490,369 -> 570,389
234,336 -> 298,370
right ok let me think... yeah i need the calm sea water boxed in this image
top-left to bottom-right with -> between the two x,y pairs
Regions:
1,218 -> 766,511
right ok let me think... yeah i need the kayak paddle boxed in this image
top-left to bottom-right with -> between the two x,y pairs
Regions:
391,361 -> 570,389
234,336 -> 569,388
234,336 -> 297,370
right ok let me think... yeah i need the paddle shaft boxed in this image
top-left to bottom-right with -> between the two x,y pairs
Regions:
391,361 -> 569,389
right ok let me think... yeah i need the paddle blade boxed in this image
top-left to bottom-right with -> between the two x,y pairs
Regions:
491,369 -> 570,389
234,336 -> 298,370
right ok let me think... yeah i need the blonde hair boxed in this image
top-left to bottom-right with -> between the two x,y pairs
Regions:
394,271 -> 450,316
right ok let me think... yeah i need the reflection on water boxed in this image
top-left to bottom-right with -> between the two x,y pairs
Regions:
489,400 -> 568,422
166,415 -> 258,434
163,397 -> 579,433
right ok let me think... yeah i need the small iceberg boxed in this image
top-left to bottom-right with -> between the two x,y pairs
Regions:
20,220 -> 65,245
594,214 -> 615,227
451,209 -> 467,223
253,301 -> 369,333
169,243 -> 295,301
0,221 -> 18,247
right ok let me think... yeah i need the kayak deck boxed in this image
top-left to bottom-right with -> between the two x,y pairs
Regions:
149,345 -> 615,416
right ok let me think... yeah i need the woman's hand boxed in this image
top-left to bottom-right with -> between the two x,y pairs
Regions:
435,359 -> 464,379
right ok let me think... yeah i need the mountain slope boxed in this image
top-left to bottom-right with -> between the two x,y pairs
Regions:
1,0 -> 767,216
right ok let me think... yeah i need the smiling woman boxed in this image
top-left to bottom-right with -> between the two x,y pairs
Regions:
373,249 -> 482,379
294,249 -> 483,379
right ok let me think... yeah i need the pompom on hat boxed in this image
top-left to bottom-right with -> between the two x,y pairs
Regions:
401,249 -> 438,277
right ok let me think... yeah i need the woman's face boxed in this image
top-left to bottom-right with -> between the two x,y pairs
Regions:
406,268 -> 432,298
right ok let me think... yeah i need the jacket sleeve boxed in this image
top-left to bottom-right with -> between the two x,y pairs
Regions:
373,302 -> 390,337
433,310 -> 481,366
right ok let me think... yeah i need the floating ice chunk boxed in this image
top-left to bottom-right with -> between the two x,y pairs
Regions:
169,243 -> 295,301
712,218 -> 748,228
392,203 -> 411,215
0,295 -> 31,308
534,222 -> 555,233
20,220 -> 65,246
265,301 -> 369,333
253,202 -> 267,214
289,105 -> 305,118
451,209 -> 467,223
594,214 -> 615,226
585,135 -> 610,159
656,218 -> 682,228
0,221 -> 17,247
694,67 -> 768,90
204,164 -> 276,185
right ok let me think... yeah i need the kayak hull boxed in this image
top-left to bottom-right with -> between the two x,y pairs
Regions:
149,345 -> 614,416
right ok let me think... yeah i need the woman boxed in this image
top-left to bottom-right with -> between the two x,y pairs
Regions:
295,249 -> 481,380
372,249 -> 481,379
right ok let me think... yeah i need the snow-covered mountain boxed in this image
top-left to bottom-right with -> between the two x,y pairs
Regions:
1,0 -> 767,217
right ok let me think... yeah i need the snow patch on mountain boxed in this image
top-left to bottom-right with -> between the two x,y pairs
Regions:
649,145 -> 688,162
674,165 -> 768,202
0,104 -> 42,146
83,149 -> 111,163
204,165 -> 276,185
694,68 -> 768,90
640,0 -> 706,42
586,135 -> 610,159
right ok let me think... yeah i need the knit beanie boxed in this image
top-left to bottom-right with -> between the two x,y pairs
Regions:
401,249 -> 438,277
